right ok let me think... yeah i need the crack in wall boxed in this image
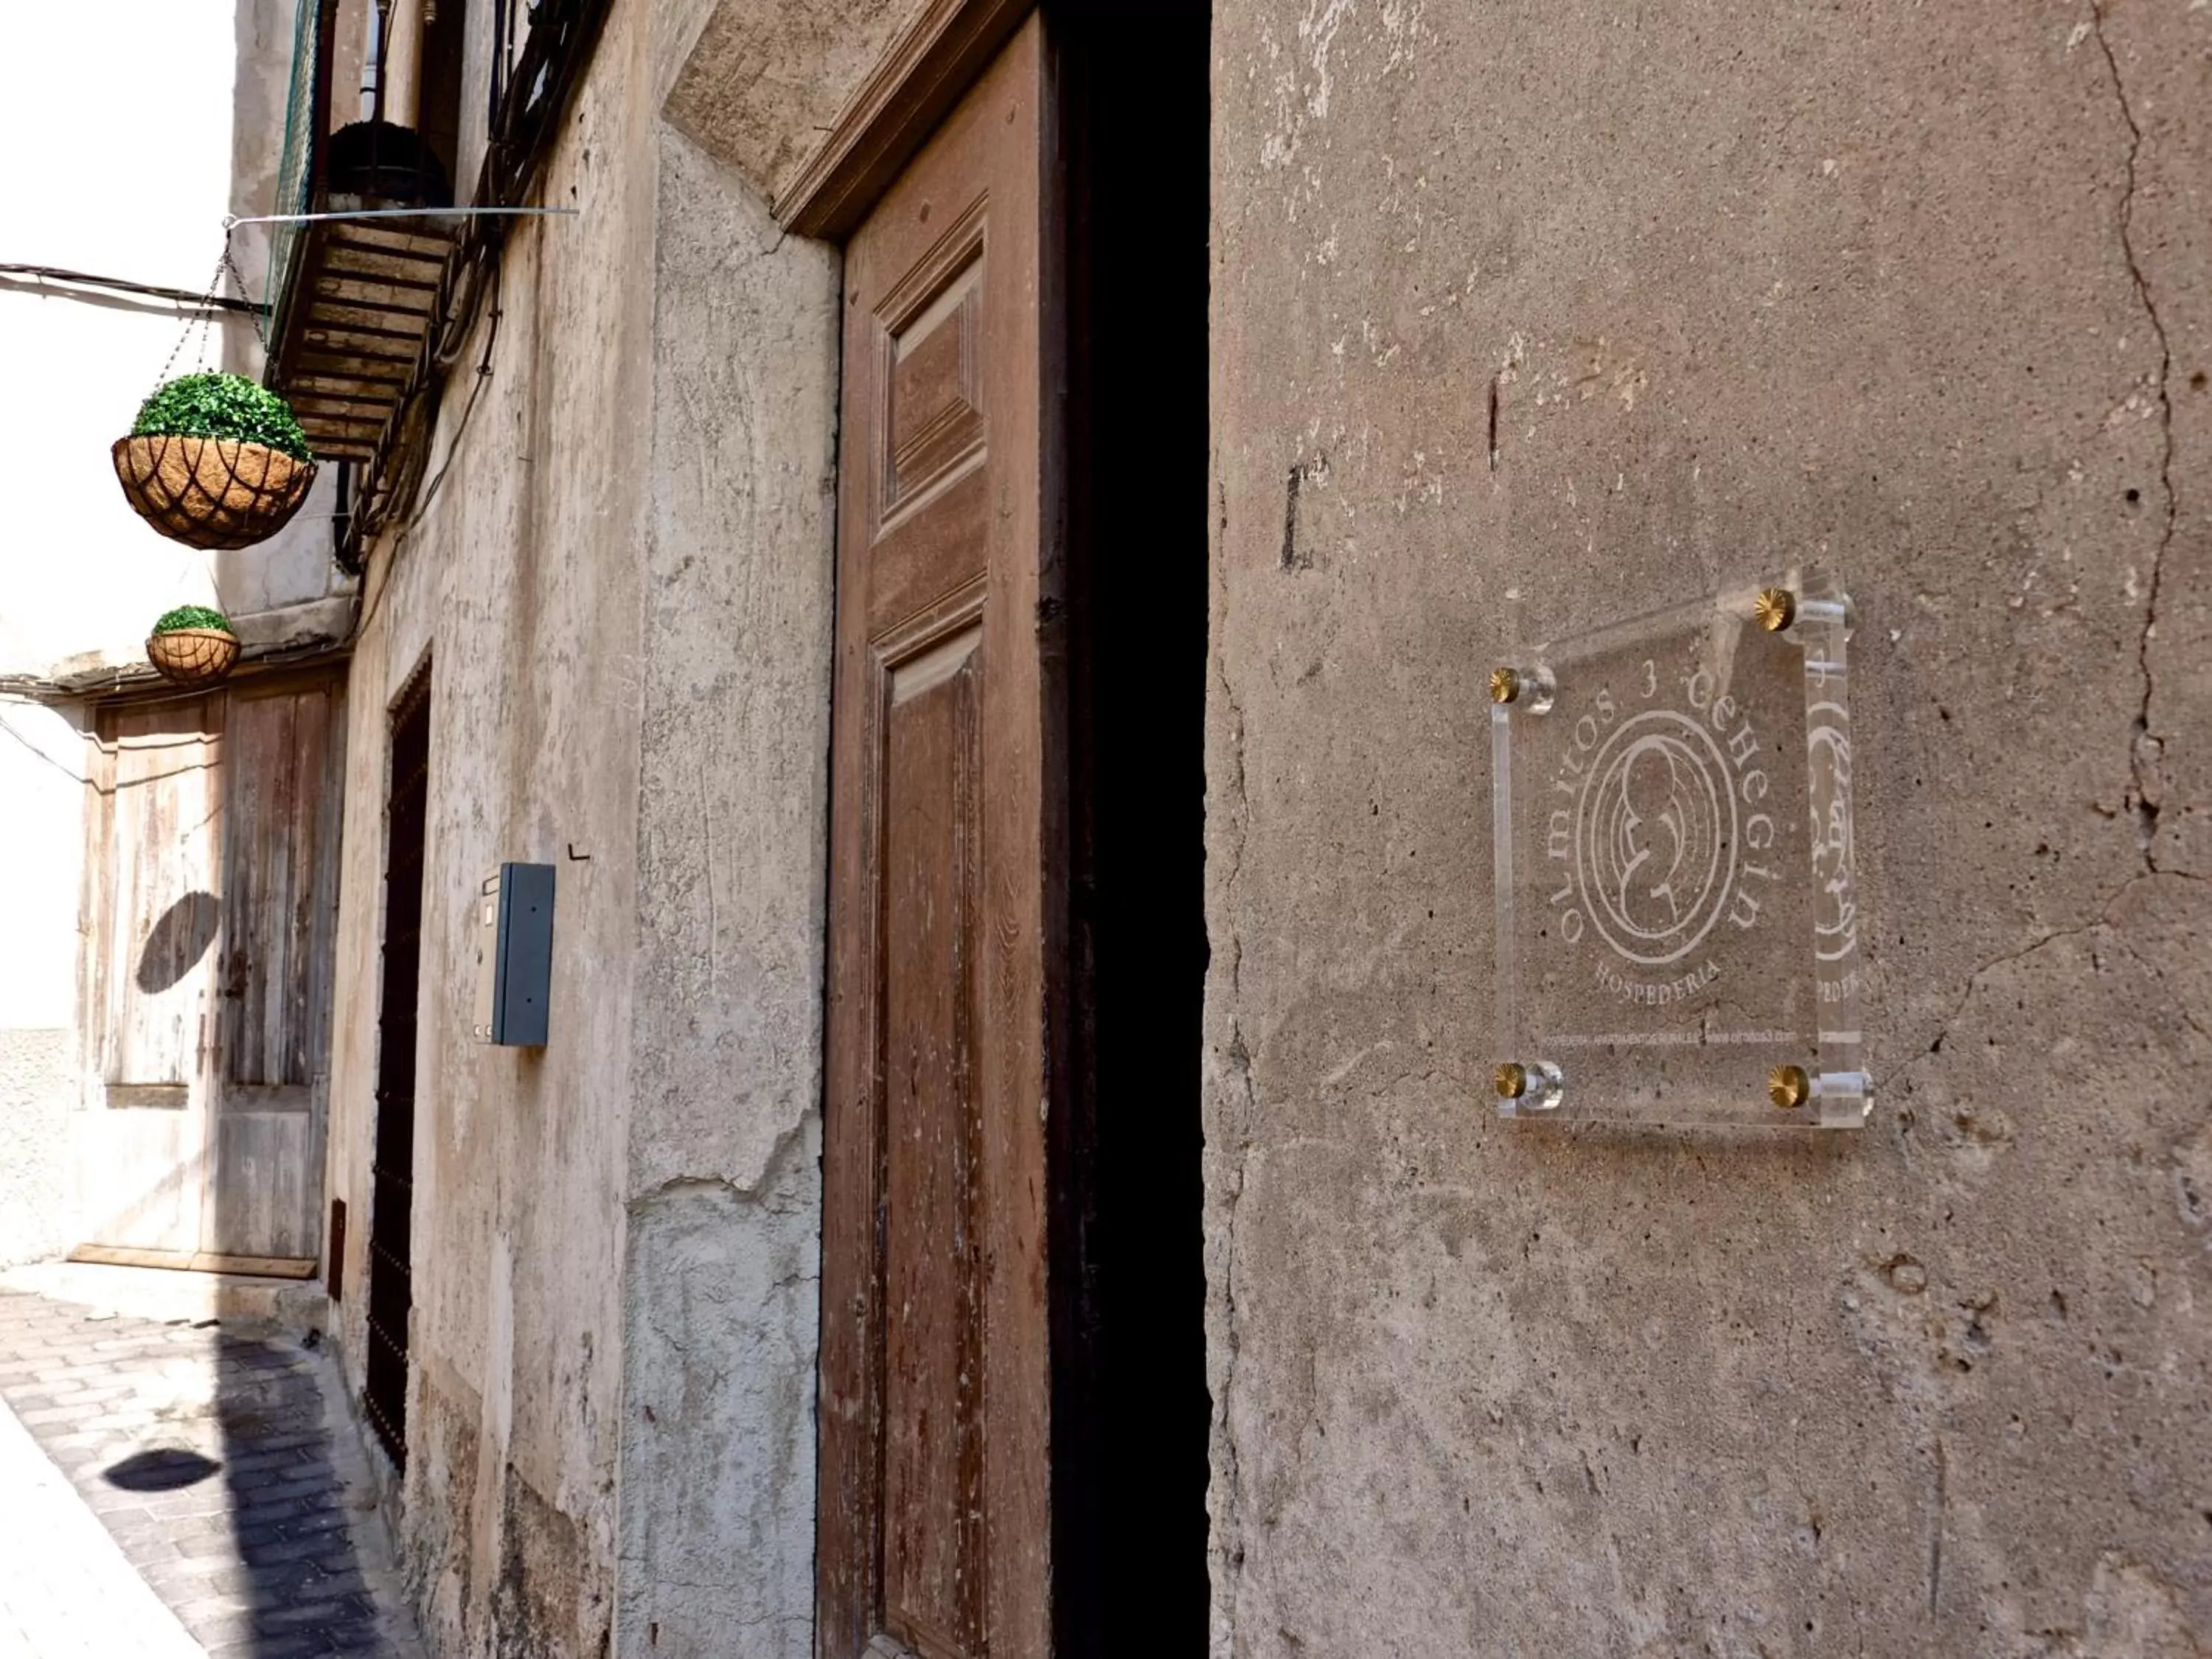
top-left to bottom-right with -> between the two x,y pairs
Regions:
623,1116 -> 813,1214
1215,1019 -> 1257,1566
2110,933 -> 2212,1047
2090,1 -> 2180,872
1207,462 -> 1257,1657
1897,872 -> 2155,1093
1896,869 -> 2212,1098
1927,1435 -> 1947,1620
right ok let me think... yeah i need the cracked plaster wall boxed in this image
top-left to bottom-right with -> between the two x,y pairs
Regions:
322,4 -> 838,1652
1206,1 -> 2211,1655
323,0 -> 659,1651
613,122 -> 838,1659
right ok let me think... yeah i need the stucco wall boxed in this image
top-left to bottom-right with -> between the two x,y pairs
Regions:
322,4 -> 841,1652
1205,2 -> 2210,1655
611,122 -> 837,1659
661,0 -> 930,204
0,1028 -> 77,1268
321,1 -> 658,1649
0,701 -> 86,1268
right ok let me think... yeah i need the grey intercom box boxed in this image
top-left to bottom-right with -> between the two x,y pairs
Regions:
472,863 -> 554,1047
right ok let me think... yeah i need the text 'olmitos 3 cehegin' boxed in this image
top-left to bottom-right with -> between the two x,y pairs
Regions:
1491,571 -> 1868,1128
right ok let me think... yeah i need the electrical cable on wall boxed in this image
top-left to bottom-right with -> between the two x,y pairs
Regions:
343,257 -> 504,645
272,0 -> 611,577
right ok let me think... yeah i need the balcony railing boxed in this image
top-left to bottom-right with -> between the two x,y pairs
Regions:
262,0 -> 325,337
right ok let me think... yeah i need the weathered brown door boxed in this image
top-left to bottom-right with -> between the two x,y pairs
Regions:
77,670 -> 346,1266
206,672 -> 347,1259
818,16 -> 1059,1658
77,696 -> 227,1253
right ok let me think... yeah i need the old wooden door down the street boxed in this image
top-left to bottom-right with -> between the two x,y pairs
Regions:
76,669 -> 347,1269
817,16 -> 1059,1658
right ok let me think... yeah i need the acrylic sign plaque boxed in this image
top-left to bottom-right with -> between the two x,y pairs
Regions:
1491,571 -> 1868,1128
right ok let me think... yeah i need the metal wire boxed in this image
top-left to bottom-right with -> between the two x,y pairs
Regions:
0,265 -> 258,314
226,205 -> 578,226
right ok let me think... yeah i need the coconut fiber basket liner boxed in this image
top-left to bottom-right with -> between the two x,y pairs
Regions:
111,434 -> 316,552
145,627 -> 242,688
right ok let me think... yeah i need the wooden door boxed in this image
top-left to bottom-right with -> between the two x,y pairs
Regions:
364,667 -> 431,1467
77,697 -> 226,1252
76,672 -> 347,1267
818,17 -> 1060,1658
206,673 -> 347,1259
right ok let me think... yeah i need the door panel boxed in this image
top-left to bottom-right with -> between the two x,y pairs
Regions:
820,17 -> 1057,1658
99,702 -> 223,1092
219,679 -> 345,1105
77,698 -> 224,1252
76,672 -> 346,1263
204,1112 -> 316,1259
364,669 -> 431,1468
880,621 -> 984,1656
206,675 -> 347,1259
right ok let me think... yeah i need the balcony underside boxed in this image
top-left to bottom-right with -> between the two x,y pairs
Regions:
271,220 -> 454,463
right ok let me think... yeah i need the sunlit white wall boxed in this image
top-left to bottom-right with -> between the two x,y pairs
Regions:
0,701 -> 83,1264
0,0 -> 348,681
0,1 -> 349,1264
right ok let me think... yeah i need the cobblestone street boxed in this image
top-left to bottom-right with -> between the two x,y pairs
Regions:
0,1269 -> 423,1658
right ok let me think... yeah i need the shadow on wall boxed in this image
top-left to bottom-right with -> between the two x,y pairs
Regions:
136,891 -> 219,994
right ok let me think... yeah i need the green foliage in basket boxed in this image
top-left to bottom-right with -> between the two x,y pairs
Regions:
153,605 -> 234,636
131,373 -> 313,463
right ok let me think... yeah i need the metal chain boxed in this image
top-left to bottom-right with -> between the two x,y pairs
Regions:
220,231 -> 269,352
147,230 -> 265,395
151,251 -> 229,391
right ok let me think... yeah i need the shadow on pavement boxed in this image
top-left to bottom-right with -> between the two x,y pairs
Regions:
0,1287 -> 421,1658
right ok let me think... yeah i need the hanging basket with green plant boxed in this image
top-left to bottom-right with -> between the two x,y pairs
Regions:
111,372 -> 317,552
145,604 -> 242,688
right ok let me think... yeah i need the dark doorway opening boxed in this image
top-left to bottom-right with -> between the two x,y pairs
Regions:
1054,6 -> 1211,1653
365,667 -> 431,1467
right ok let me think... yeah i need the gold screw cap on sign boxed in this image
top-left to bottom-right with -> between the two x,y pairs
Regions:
1489,667 -> 1521,705
1753,588 -> 1798,633
1495,1062 -> 1528,1100
1768,1065 -> 1811,1110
